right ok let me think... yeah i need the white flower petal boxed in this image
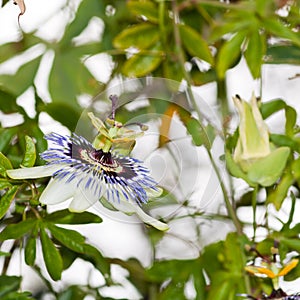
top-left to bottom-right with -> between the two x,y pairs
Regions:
6,165 -> 61,179
40,178 -> 75,205
145,186 -> 163,198
68,177 -> 104,212
110,197 -> 169,231
134,205 -> 169,231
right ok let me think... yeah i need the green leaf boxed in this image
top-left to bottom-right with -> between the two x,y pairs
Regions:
44,103 -> 81,131
0,219 -> 36,240
40,226 -> 63,281
59,246 -> 78,270
46,224 -> 86,253
292,158 -> 300,186
0,34 -> 42,64
266,45 -> 300,64
143,188 -> 178,210
0,90 -> 18,113
185,118 -> 205,147
280,238 -> 300,252
158,281 -> 186,299
216,32 -> 245,79
0,276 -> 21,297
263,18 -> 300,47
1,0 -> 10,6
193,267 -> 207,299
247,147 -> 290,186
285,105 -> 297,136
0,186 -> 18,219
1,291 -> 33,300
176,105 -> 212,149
60,0 -> 105,46
284,258 -> 300,282
0,128 -> 17,153
267,171 -> 294,210
163,57 -> 185,82
21,136 -> 36,168
57,286 -> 87,300
49,52 -> 92,110
122,44 -> 163,77
207,278 -> 234,300
225,150 -> 255,186
179,24 -> 214,64
25,235 -> 36,266
127,0 -> 158,23
270,134 -> 299,150
113,23 -> 159,50
147,259 -> 198,282
30,125 -> 47,165
244,30 -> 265,78
80,244 -> 110,279
45,209 -> 102,224
260,99 -> 286,119
0,152 -> 13,170
0,251 -> 10,257
0,56 -> 42,96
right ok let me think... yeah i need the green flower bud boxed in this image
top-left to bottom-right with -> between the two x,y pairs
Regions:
233,94 -> 270,172
230,94 -> 290,187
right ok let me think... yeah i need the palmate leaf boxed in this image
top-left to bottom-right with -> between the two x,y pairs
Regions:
49,49 -> 99,112
0,56 -> 42,96
44,103 -> 81,132
60,0 -> 105,47
0,90 -> 19,114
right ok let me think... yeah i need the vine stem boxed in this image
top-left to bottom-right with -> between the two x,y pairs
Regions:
32,265 -> 57,296
171,1 -> 251,294
1,240 -> 18,275
171,0 -> 242,235
252,185 -> 258,241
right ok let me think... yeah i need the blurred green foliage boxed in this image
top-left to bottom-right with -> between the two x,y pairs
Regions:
0,0 -> 300,299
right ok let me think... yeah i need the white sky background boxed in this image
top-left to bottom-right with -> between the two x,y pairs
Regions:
1,0 -> 300,298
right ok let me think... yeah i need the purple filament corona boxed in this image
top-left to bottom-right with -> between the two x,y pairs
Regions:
40,132 -> 159,205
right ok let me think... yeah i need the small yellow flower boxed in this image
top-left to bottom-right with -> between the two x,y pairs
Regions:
245,259 -> 299,283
